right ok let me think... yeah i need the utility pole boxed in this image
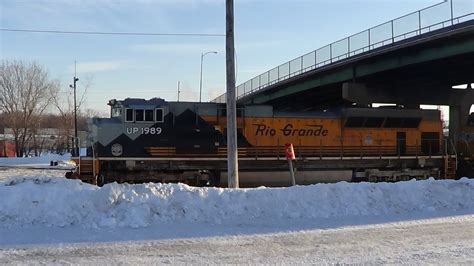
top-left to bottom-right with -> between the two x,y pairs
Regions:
69,62 -> 79,157
226,0 -> 239,188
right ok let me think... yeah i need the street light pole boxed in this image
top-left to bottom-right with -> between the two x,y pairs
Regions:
70,77 -> 79,156
177,81 -> 181,102
450,0 -> 454,25
199,51 -> 217,102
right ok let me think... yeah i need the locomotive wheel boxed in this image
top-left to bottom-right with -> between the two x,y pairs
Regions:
197,171 -> 220,187
65,171 -> 73,179
198,171 -> 211,187
96,172 -> 105,187
209,171 -> 220,187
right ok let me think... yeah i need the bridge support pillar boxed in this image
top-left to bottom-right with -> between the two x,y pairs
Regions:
342,82 -> 371,106
448,86 -> 474,142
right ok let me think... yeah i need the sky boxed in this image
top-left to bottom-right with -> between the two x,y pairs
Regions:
1,0 -> 473,115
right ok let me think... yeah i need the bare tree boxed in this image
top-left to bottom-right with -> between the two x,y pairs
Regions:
0,61 -> 57,157
84,108 -> 107,119
51,74 -> 93,154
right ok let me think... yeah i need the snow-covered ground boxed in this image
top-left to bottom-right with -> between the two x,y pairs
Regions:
0,167 -> 473,263
0,153 -> 74,170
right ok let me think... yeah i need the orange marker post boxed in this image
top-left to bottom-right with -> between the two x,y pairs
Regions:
285,143 -> 296,186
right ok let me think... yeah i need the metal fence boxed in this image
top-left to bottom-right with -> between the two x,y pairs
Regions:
212,1 -> 474,103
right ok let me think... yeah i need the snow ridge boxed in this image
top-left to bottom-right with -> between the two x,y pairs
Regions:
0,177 -> 473,229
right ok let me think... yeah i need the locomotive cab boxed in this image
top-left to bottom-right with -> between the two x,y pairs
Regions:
108,98 -> 167,124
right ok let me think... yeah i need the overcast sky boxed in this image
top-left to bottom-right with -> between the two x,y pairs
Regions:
1,0 -> 472,114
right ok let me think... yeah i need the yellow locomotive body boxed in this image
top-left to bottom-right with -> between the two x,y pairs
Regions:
203,106 -> 443,158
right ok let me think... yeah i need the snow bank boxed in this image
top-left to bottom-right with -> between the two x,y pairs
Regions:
0,177 -> 473,229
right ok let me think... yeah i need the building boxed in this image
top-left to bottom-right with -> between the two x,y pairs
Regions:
0,128 -> 87,156
0,140 -> 16,157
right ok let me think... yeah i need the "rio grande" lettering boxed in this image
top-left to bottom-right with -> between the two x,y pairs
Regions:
254,124 -> 328,137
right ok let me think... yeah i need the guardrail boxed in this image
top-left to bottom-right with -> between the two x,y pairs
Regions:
212,1 -> 474,103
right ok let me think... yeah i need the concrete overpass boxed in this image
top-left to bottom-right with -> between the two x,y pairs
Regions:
212,2 -> 474,140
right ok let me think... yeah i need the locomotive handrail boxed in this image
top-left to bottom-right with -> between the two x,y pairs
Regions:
91,141 -> 96,179
449,139 -> 458,171
145,140 -> 443,159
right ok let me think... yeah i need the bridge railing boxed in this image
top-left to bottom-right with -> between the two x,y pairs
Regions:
212,1 -> 474,104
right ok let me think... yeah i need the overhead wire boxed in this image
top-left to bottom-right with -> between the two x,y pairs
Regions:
0,28 -> 225,37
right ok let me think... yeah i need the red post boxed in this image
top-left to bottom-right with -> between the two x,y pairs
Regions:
285,143 -> 296,186
285,143 -> 296,160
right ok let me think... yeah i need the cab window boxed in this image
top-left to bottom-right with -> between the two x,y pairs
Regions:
135,109 -> 145,121
112,107 -> 122,117
125,108 -> 134,122
155,108 -> 164,123
145,110 -> 154,121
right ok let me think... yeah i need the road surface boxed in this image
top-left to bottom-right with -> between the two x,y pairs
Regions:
1,215 -> 473,264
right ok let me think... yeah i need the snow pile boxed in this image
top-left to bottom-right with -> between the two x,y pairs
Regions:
0,177 -> 473,229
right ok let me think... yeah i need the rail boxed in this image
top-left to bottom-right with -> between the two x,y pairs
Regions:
212,1 -> 474,103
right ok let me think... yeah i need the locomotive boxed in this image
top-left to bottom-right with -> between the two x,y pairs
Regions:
69,98 -> 461,187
